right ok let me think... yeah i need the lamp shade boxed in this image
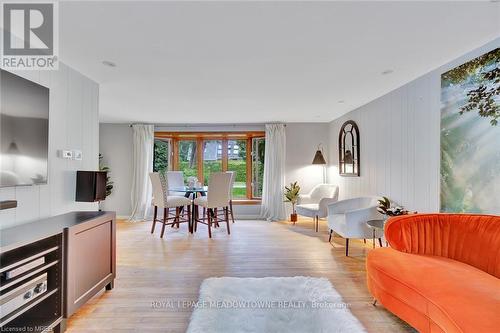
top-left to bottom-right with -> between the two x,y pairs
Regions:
312,149 -> 326,165
7,141 -> 20,155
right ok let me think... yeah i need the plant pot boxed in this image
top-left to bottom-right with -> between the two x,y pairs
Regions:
290,213 -> 298,222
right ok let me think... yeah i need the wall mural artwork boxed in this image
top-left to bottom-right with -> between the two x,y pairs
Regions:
440,47 -> 499,214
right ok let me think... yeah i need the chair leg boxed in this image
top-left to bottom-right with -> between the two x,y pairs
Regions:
315,216 -> 319,232
225,207 -> 230,235
203,207 -> 206,220
328,229 -> 333,243
187,206 -> 192,233
363,239 -> 366,244
378,238 -> 383,247
160,208 -> 168,238
214,208 -> 219,228
175,207 -> 181,228
229,200 -> 235,223
151,206 -> 158,234
345,238 -> 349,256
194,205 -> 198,232
207,208 -> 212,238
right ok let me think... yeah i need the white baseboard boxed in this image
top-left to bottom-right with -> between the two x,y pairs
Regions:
235,215 -> 264,220
116,214 -> 264,221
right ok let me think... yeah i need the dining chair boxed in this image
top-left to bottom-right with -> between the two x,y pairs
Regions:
226,171 -> 236,223
166,171 -> 185,196
149,172 -> 192,238
193,172 -> 232,238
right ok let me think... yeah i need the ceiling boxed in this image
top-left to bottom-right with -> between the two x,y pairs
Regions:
59,1 -> 500,124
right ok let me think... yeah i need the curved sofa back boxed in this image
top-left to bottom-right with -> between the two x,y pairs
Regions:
385,214 -> 500,278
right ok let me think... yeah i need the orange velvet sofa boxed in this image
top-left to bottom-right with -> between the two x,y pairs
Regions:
366,214 -> 500,333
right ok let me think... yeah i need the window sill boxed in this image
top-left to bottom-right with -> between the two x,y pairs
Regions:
232,199 -> 261,205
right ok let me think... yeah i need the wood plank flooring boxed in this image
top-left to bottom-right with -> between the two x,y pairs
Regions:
66,218 -> 415,333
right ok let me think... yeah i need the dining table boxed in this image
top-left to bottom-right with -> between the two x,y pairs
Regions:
169,186 -> 207,233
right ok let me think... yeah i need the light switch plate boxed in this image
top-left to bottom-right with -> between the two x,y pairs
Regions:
73,150 -> 83,160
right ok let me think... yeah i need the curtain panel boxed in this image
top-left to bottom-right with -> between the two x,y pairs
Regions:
130,124 -> 154,221
260,123 -> 286,221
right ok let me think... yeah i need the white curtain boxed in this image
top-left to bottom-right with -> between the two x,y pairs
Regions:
130,124 -> 154,221
260,123 -> 286,221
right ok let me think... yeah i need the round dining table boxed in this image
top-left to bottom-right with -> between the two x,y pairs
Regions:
169,186 -> 207,233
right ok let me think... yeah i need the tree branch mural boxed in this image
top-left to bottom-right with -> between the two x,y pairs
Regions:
440,47 -> 500,214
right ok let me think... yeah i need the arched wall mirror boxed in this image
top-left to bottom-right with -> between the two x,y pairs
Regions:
338,120 -> 360,177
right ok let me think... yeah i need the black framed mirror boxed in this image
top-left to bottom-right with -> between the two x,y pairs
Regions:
338,120 -> 360,176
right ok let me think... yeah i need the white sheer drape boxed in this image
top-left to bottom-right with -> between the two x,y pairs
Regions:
130,124 -> 154,221
260,123 -> 286,221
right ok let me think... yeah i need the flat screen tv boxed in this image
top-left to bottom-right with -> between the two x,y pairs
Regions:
0,69 -> 49,187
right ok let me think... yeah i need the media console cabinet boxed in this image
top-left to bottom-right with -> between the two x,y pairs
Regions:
0,211 -> 116,332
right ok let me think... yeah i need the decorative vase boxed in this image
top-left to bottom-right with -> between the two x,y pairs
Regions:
290,213 -> 298,223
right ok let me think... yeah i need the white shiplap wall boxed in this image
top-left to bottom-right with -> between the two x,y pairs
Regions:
327,38 -> 499,213
0,64 -> 99,229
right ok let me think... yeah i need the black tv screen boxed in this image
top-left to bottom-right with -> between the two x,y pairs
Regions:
0,69 -> 49,187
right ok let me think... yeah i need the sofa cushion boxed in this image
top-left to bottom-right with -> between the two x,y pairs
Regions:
367,248 -> 500,333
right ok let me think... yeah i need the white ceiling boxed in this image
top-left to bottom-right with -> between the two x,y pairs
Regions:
59,1 -> 500,124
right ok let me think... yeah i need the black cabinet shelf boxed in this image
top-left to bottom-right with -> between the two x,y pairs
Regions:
0,234 -> 62,332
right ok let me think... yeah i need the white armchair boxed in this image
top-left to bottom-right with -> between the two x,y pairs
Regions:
295,184 -> 339,232
327,197 -> 383,256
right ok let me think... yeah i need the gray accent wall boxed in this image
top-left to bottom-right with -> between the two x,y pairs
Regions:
99,122 -> 330,219
99,124 -> 133,217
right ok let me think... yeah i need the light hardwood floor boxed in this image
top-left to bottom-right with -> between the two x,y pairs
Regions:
67,218 -> 415,333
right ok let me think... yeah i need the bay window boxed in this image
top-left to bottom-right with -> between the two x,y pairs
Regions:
153,131 -> 265,202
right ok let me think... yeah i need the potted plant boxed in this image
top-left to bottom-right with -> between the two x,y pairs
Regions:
99,153 -> 114,196
377,196 -> 409,218
284,182 -> 300,223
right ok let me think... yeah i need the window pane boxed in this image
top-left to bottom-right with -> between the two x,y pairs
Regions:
227,139 -> 247,198
252,137 -> 265,198
203,140 -> 222,185
153,139 -> 170,173
178,140 -> 197,182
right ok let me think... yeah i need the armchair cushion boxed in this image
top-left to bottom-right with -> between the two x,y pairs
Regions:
295,204 -> 319,218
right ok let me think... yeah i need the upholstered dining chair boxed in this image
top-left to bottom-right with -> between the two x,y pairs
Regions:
327,197 -> 383,256
193,172 -> 232,238
226,171 -> 236,223
149,172 -> 192,238
295,184 -> 339,232
166,171 -> 185,196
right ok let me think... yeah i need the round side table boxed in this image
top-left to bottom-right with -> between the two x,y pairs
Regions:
366,219 -> 385,248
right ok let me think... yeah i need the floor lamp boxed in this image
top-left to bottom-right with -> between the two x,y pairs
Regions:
312,144 -> 327,183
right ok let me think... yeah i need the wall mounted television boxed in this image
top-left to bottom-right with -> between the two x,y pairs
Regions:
0,69 -> 49,187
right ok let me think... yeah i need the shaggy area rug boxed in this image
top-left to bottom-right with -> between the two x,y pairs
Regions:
186,276 -> 366,333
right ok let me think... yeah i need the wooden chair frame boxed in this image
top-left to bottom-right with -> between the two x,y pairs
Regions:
151,205 -> 191,238
194,206 -> 230,238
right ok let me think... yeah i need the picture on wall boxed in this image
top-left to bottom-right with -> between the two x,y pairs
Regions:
440,47 -> 499,214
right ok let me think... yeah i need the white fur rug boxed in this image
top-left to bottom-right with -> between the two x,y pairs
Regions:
186,276 -> 366,333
